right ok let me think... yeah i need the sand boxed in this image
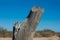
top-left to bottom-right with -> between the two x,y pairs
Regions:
0,37 -> 60,40
0,37 -> 12,40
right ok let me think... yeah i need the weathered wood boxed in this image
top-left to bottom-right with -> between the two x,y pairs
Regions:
13,6 -> 44,40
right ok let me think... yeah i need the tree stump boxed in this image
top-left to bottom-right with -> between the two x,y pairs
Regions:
13,6 -> 44,40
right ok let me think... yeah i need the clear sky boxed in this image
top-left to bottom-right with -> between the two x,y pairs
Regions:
0,0 -> 60,32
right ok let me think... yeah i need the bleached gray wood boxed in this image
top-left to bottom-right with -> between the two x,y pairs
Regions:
13,6 -> 44,40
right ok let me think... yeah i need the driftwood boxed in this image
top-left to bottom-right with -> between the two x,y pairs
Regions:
13,6 -> 44,40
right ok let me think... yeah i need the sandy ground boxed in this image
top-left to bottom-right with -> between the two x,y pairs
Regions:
0,37 -> 12,40
0,37 -> 60,40
33,37 -> 60,40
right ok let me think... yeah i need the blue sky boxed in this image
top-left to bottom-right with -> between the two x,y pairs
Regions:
0,0 -> 60,32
